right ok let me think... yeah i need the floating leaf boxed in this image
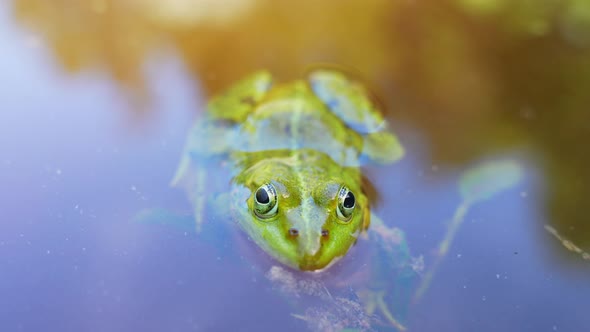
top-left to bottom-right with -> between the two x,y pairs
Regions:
459,160 -> 523,204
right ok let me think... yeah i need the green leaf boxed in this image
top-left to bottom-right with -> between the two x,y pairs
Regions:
459,160 -> 523,204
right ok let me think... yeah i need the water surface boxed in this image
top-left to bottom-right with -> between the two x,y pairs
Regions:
1,1 -> 590,331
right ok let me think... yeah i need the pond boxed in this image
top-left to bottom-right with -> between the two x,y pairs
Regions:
1,1 -> 590,331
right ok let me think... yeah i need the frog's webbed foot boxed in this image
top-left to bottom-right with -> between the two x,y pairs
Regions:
358,290 -> 406,331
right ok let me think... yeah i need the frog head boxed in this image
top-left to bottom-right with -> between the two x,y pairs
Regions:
230,149 -> 369,271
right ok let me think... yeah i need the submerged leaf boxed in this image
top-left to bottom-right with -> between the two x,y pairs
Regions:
459,160 -> 523,204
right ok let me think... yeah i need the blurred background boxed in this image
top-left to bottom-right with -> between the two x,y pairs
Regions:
2,0 -> 590,331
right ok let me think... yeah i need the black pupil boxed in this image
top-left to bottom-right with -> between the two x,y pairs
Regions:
343,191 -> 355,209
256,188 -> 270,204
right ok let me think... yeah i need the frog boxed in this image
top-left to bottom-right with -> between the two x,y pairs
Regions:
172,68 -> 404,267
170,68 -> 412,328
169,68 -> 523,331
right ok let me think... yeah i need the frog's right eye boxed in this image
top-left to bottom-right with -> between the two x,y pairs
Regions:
336,186 -> 355,222
253,184 -> 278,219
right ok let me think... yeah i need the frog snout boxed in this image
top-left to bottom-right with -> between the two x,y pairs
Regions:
287,228 -> 330,238
286,228 -> 330,256
289,226 -> 336,271
296,227 -> 321,256
287,228 -> 329,238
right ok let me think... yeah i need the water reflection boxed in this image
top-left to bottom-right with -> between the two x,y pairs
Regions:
3,0 -> 590,331
12,0 -> 590,251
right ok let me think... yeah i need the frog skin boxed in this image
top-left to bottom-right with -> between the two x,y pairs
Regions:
173,69 -> 404,272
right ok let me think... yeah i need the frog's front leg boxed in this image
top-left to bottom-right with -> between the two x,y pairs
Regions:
172,71 -> 275,231
171,157 -> 209,232
171,118 -> 234,232
360,213 -> 421,331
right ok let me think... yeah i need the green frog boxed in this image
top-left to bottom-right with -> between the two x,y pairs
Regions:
172,69 -> 403,270
171,68 -> 410,328
169,69 -> 522,331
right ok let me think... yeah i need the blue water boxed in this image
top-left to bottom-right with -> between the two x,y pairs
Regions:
1,3 -> 589,331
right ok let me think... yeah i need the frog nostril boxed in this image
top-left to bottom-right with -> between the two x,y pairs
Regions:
321,229 -> 329,237
288,228 -> 299,237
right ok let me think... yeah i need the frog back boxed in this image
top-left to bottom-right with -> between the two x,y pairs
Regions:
173,69 -> 404,190
233,81 -> 364,166
216,70 -> 404,167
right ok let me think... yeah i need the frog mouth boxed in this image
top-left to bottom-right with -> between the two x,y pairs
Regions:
298,257 -> 326,271
297,252 -> 340,271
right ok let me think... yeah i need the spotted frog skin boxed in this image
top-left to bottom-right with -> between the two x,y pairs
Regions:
172,69 -> 403,271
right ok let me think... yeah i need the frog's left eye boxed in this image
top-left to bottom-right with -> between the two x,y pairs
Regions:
336,186 -> 355,222
253,183 -> 278,219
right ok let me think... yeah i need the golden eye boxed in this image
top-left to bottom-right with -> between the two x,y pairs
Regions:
253,183 -> 278,219
336,186 -> 355,222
